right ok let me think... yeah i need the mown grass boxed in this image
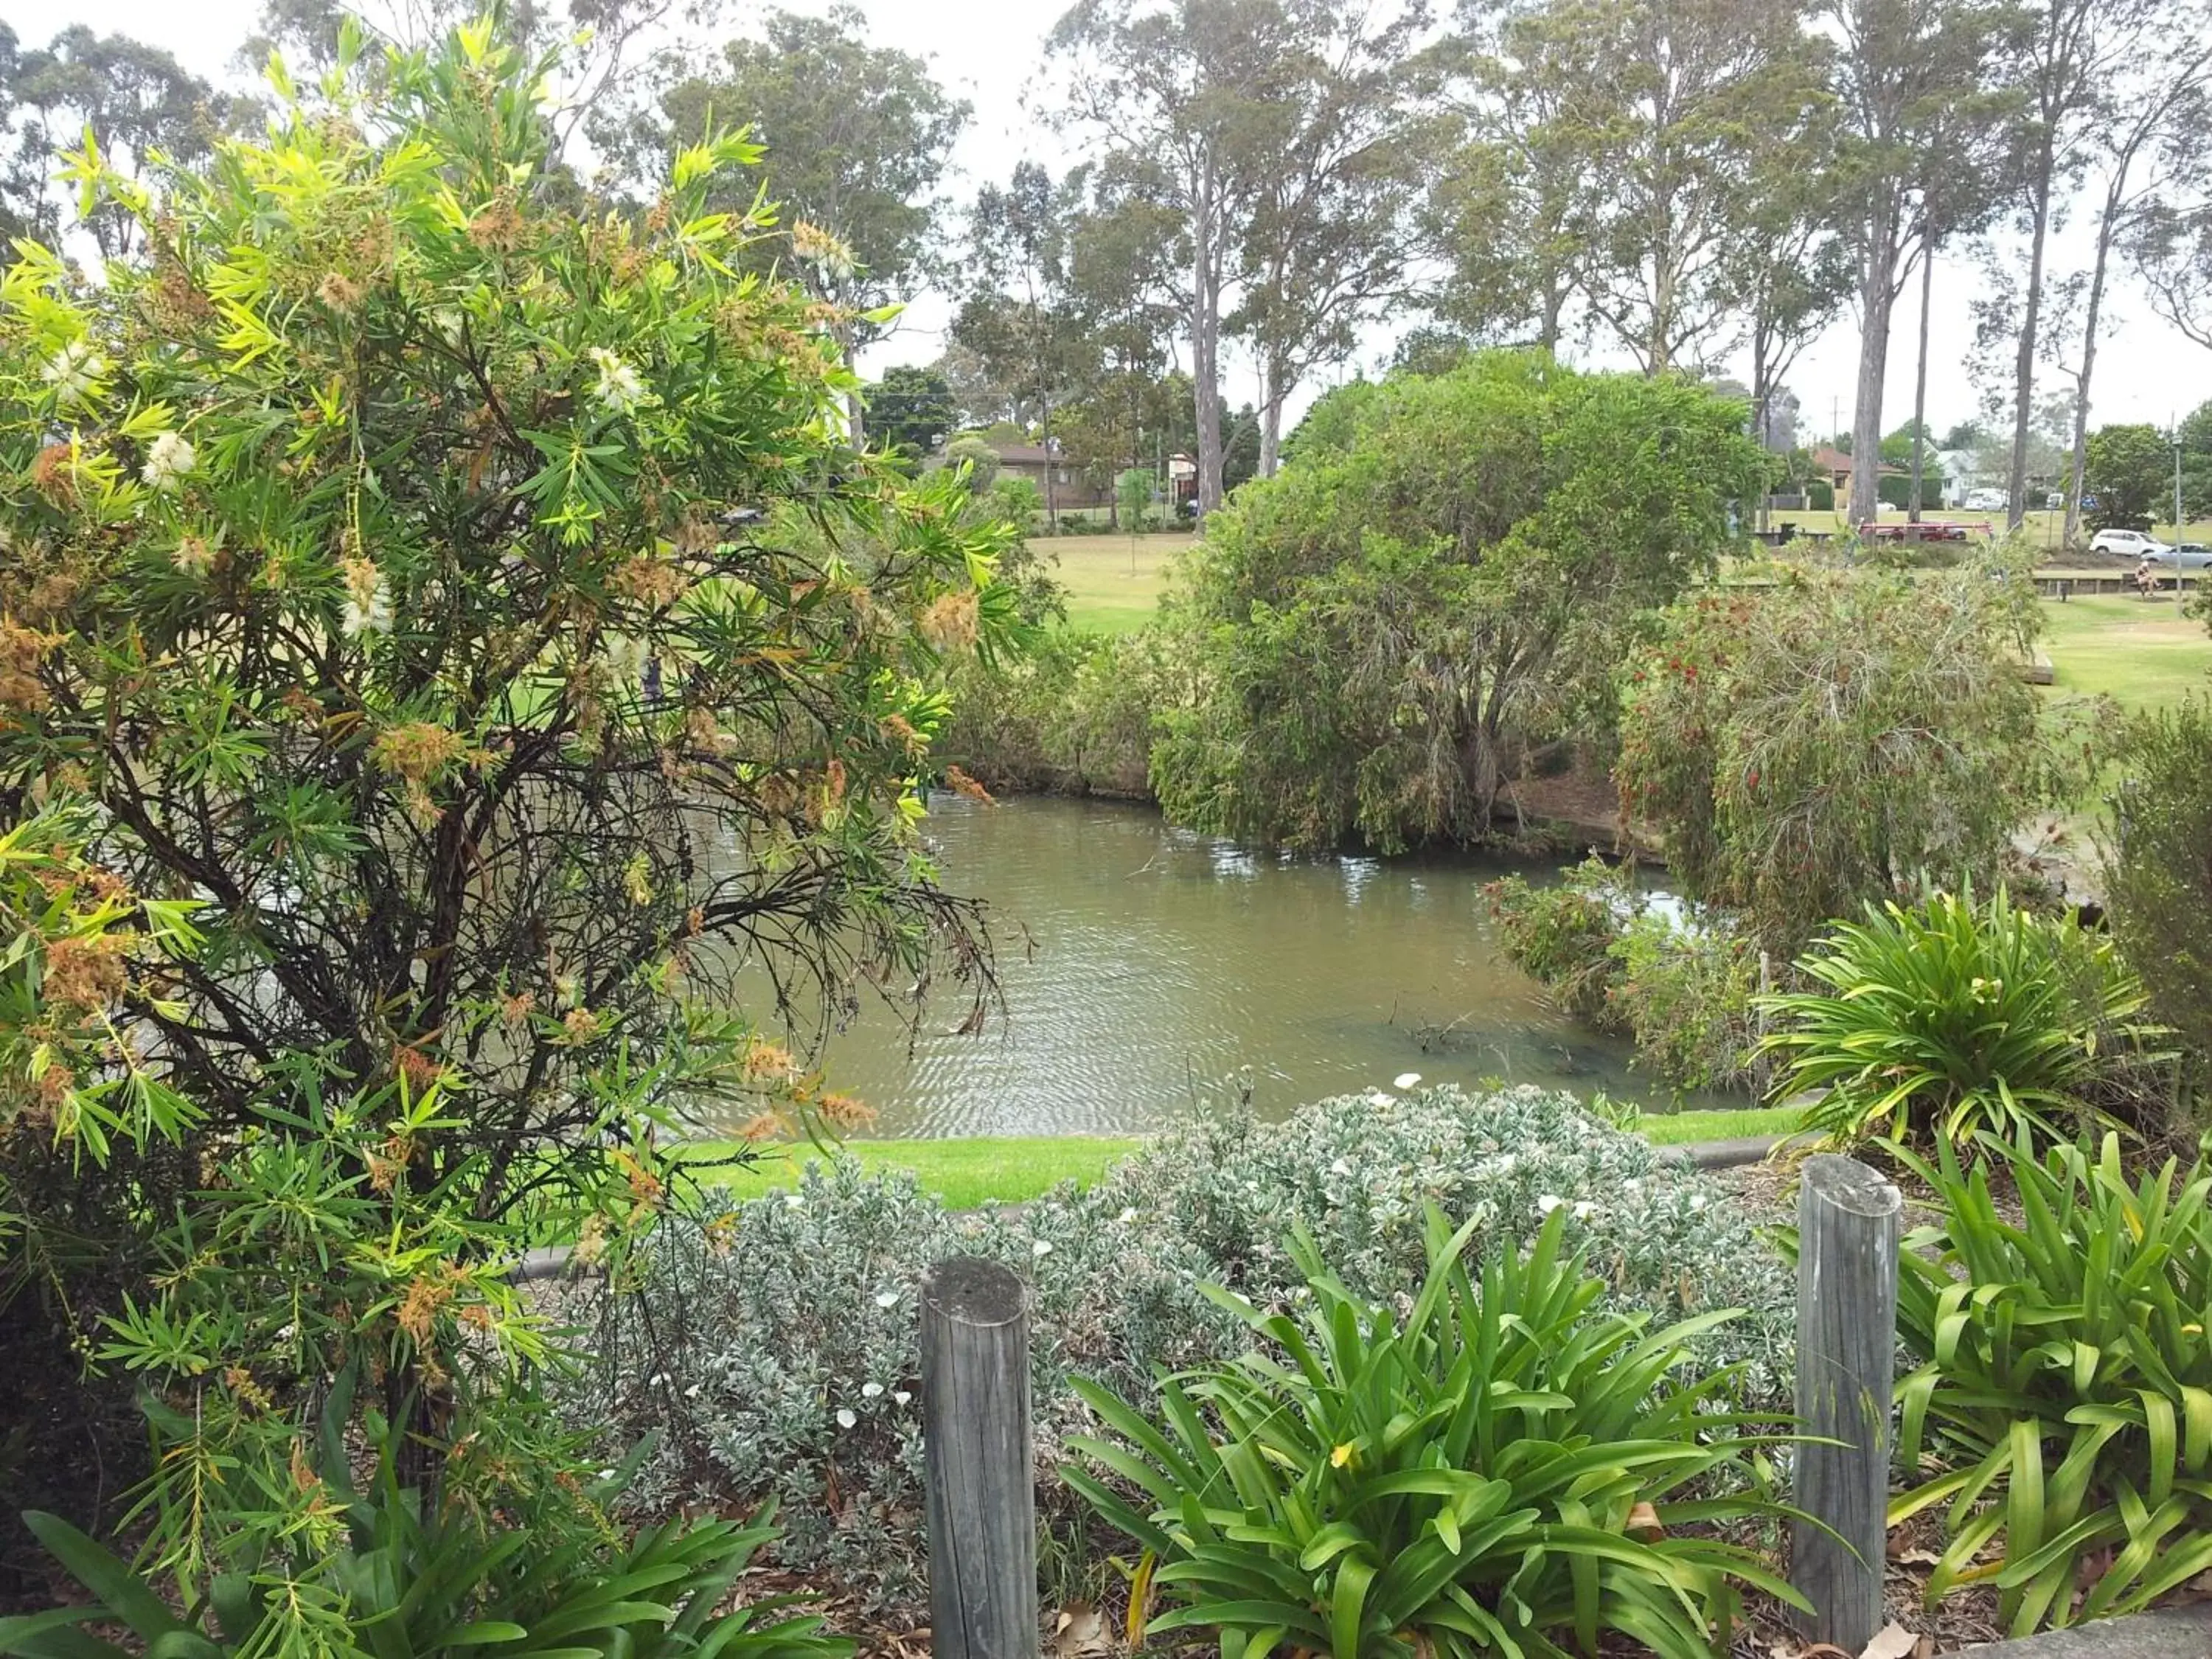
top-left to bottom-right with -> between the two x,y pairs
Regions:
679,1103 -> 1806,1209
2037,594 -> 2212,712
1037,532 -> 1194,634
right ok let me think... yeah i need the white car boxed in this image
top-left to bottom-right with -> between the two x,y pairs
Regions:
1964,488 -> 2007,512
2093,528 -> 2165,557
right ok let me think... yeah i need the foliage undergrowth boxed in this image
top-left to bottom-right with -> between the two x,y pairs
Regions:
1891,1133 -> 2212,1635
564,1086 -> 1792,1610
1068,1206 -> 1802,1659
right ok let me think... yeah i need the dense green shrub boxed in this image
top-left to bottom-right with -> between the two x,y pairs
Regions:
1609,912 -> 1764,1096
0,16 -> 1016,1618
1151,352 -> 1766,852
1068,1206 -> 1800,1659
1759,890 -> 2156,1148
568,1086 -> 1792,1606
1484,858 -> 1632,1020
1806,477 -> 1834,509
1875,472 -> 1944,511
0,1390 -> 846,1659
1890,1133 -> 2212,1635
2105,699 -> 2212,1069
1618,564 -> 2096,954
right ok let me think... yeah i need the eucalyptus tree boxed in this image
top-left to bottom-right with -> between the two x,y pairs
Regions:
1987,0 -> 2185,530
959,161 -> 1094,525
2132,200 -> 2212,354
1826,0 -> 2014,528
1,24 -> 237,260
627,5 -> 970,389
2055,6 -> 2212,542
1225,4 -> 1443,476
1472,0 -> 1831,377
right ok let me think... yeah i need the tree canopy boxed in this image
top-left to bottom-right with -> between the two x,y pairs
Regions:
1150,352 -> 1766,852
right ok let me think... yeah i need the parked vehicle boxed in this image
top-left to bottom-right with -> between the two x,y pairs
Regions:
2148,540 -> 2212,568
2093,528 -> 2166,557
1964,488 -> 2007,512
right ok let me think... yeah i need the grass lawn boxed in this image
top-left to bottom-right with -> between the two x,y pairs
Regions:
680,1104 -> 1804,1209
2038,593 -> 2212,711
1040,532 -> 1194,633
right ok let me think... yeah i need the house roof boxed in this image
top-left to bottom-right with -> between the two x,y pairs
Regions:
1809,444 -> 1910,477
991,443 -> 1057,466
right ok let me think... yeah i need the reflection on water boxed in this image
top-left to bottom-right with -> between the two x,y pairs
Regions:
725,794 -> 1713,1138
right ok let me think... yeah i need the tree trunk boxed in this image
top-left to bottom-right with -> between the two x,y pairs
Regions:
2066,184 -> 2123,548
1259,356 -> 1288,479
1910,247 -> 1933,524
1848,249 -> 1896,529
1040,385 -> 1059,533
1192,153 -> 1225,517
2006,144 -> 2056,532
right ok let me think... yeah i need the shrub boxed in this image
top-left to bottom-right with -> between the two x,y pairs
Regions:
1150,352 -> 1767,852
567,1086 -> 1792,1606
938,627 -> 1184,799
0,1388 -> 846,1659
2106,699 -> 2212,1068
1483,858 -> 1632,1020
1067,1206 -> 1801,1659
1891,1133 -> 2212,1635
1618,564 -> 2098,955
1609,911 -> 1764,1096
1759,889 -> 2156,1148
0,15 -> 1015,1599
1806,478 -> 1834,509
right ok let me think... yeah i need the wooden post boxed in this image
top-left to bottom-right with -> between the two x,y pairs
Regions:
1792,1155 -> 1902,1652
921,1257 -> 1036,1659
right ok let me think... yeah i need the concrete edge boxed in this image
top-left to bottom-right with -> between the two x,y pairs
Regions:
1961,1603 -> 2212,1655
1658,1133 -> 1801,1170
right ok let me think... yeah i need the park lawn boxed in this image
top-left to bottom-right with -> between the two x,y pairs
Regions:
679,1103 -> 1804,1208
1040,532 -> 1193,633
2037,592 -> 2212,710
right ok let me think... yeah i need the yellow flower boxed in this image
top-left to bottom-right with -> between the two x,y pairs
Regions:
1331,1443 -> 1357,1470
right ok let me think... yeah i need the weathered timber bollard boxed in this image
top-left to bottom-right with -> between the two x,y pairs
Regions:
921,1256 -> 1036,1659
1791,1154 -> 1903,1652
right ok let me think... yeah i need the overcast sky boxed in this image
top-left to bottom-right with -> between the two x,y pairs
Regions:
16,0 -> 2211,443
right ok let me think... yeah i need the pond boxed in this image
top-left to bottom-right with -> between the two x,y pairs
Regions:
741,794 -> 1714,1139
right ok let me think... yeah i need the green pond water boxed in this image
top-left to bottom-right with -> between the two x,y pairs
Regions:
747,793 -> 1716,1139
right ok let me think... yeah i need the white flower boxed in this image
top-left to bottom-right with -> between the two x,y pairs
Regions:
41,341 -> 104,408
141,431 -> 196,491
1689,1194 -> 1708,1211
1329,1158 -> 1353,1178
1032,1238 -> 1053,1258
276,1322 -> 298,1341
1366,1089 -> 1396,1106
1536,1194 -> 1565,1215
892,1390 -> 912,1407
340,561 -> 394,638
785,1193 -> 805,1208
1393,1072 -> 1422,1090
1572,1200 -> 1596,1220
601,632 -> 647,680
862,1382 -> 884,1399
683,1382 -> 702,1399
588,346 -> 647,413
874,1289 -> 901,1308
1117,1207 -> 1138,1224
597,1467 -> 616,1481
835,1408 -> 857,1430
648,1371 -> 669,1387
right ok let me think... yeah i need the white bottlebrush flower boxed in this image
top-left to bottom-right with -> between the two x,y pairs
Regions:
835,1408 -> 857,1430
41,340 -> 105,408
1536,1194 -> 1565,1215
588,346 -> 647,413
861,1382 -> 884,1399
1393,1072 -> 1422,1090
141,431 -> 196,491
874,1289 -> 900,1308
340,558 -> 394,638
601,631 -> 647,681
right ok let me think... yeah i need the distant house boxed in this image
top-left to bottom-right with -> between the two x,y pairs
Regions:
1809,443 -> 1945,504
991,442 -> 1114,510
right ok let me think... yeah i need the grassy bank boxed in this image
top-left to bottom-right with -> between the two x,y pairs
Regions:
685,1104 -> 1807,1208
2038,592 -> 2212,710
